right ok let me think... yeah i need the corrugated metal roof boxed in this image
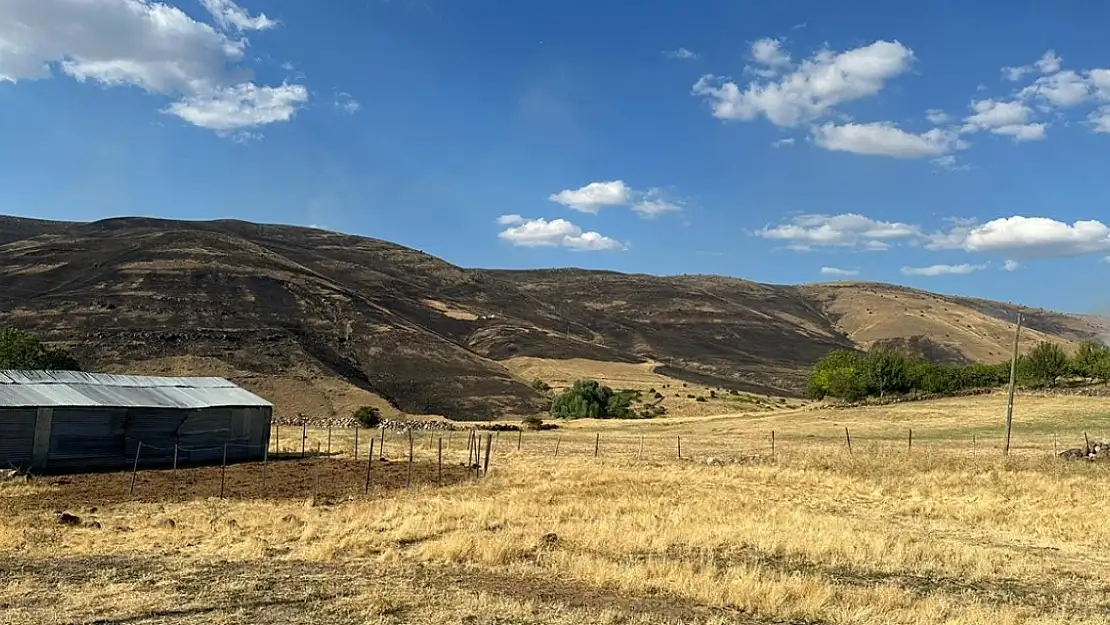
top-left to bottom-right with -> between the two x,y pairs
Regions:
0,370 -> 272,409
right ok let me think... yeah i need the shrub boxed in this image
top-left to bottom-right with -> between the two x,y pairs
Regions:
0,328 -> 81,371
1023,341 -> 1068,387
353,406 -> 382,428
549,380 -> 644,419
530,378 -> 552,393
695,396 -> 707,403
521,414 -> 545,430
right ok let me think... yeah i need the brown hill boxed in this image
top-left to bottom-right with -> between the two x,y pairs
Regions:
0,215 -> 1104,420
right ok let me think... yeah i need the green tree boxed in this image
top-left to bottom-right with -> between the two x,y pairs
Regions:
0,328 -> 81,371
549,380 -> 637,419
530,378 -> 552,393
353,406 -> 382,428
1071,340 -> 1110,380
1023,341 -> 1069,387
806,349 -> 865,400
861,346 -> 912,398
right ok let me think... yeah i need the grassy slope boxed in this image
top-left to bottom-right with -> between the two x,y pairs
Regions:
5,393 -> 1110,624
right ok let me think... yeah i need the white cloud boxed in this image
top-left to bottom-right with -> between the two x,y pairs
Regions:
1003,50 -> 1062,81
497,214 -> 524,225
750,38 -> 791,69
335,92 -> 360,114
200,0 -> 277,32
961,99 -> 1046,141
692,40 -> 915,127
931,154 -> 971,171
1091,69 -> 1110,99
1089,106 -> 1110,133
0,0 -> 307,134
1003,259 -> 1021,271
165,83 -> 308,132
631,189 -> 683,218
820,266 -> 859,277
929,216 -> 1110,259
1020,70 -> 1092,108
549,181 -> 683,218
498,217 -> 626,251
813,122 -> 964,158
772,137 -> 796,147
901,263 -> 986,276
925,109 -> 951,124
759,213 -> 922,250
549,180 -> 632,213
1036,50 -> 1062,74
665,47 -> 698,60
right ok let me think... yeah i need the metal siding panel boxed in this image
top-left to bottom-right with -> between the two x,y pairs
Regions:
124,408 -> 188,463
0,370 -> 271,409
47,408 -> 128,469
177,409 -> 232,463
0,409 -> 37,467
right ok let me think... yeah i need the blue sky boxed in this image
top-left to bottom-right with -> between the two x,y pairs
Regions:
1,0 -> 1109,313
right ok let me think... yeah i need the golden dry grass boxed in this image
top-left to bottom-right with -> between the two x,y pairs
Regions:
4,392 -> 1110,624
502,356 -> 800,418
802,283 -> 1079,362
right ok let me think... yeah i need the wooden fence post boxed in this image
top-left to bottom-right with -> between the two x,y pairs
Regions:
407,429 -> 414,488
475,435 -> 483,478
677,436 -> 682,460
438,437 -> 443,486
275,423 -> 280,456
364,439 -> 375,493
219,443 -> 227,499
844,427 -> 852,454
594,433 -> 600,458
129,441 -> 143,496
908,428 -> 913,453
327,425 -> 332,455
554,436 -> 561,457
301,422 -> 307,458
354,427 -> 359,460
517,429 -> 522,452
380,427 -> 386,460
771,430 -> 775,458
483,433 -> 492,476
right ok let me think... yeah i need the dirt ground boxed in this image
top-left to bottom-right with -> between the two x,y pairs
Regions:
6,457 -> 475,512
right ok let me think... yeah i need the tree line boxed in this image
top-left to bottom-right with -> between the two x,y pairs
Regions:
807,340 -> 1110,402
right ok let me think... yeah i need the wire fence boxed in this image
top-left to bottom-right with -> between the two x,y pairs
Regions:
116,421 -> 1106,502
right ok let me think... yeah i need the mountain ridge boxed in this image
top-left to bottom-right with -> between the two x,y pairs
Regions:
1,215 -> 1105,420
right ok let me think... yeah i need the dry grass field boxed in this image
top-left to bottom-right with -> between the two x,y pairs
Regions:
4,392 -> 1110,624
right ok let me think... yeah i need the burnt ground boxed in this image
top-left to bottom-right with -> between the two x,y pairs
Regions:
6,457 -> 475,511
1,215 -> 1103,421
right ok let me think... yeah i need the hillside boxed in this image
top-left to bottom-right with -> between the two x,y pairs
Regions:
0,215 -> 1105,420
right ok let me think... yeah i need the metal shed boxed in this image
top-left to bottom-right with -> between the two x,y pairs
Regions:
0,370 -> 272,473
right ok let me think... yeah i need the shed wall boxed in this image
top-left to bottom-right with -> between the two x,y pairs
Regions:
0,404 -> 272,473
0,408 -> 37,467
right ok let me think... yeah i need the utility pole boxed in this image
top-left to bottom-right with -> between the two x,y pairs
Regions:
1003,312 -> 1023,455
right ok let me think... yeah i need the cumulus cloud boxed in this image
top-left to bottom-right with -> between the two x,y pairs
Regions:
961,99 -> 1047,141
750,37 -> 791,71
813,122 -> 964,158
665,47 -> 698,60
758,213 -> 922,251
692,40 -> 914,127
925,109 -> 951,124
820,267 -> 859,277
1089,106 -> 1110,133
1020,70 -> 1092,108
1003,260 -> 1021,271
549,181 -> 633,213
928,216 -> 1110,259
901,263 -> 986,276
497,216 -> 626,251
200,0 -> 277,32
549,181 -> 683,218
0,0 -> 306,134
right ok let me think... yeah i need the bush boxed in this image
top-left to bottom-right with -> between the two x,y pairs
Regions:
549,380 -> 642,419
695,396 -> 707,403
1023,341 -> 1068,387
530,378 -> 552,393
521,414 -> 545,430
0,328 -> 81,371
1071,340 -> 1110,381
353,406 -> 382,428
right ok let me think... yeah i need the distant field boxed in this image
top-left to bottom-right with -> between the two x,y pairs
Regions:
4,392 -> 1110,624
